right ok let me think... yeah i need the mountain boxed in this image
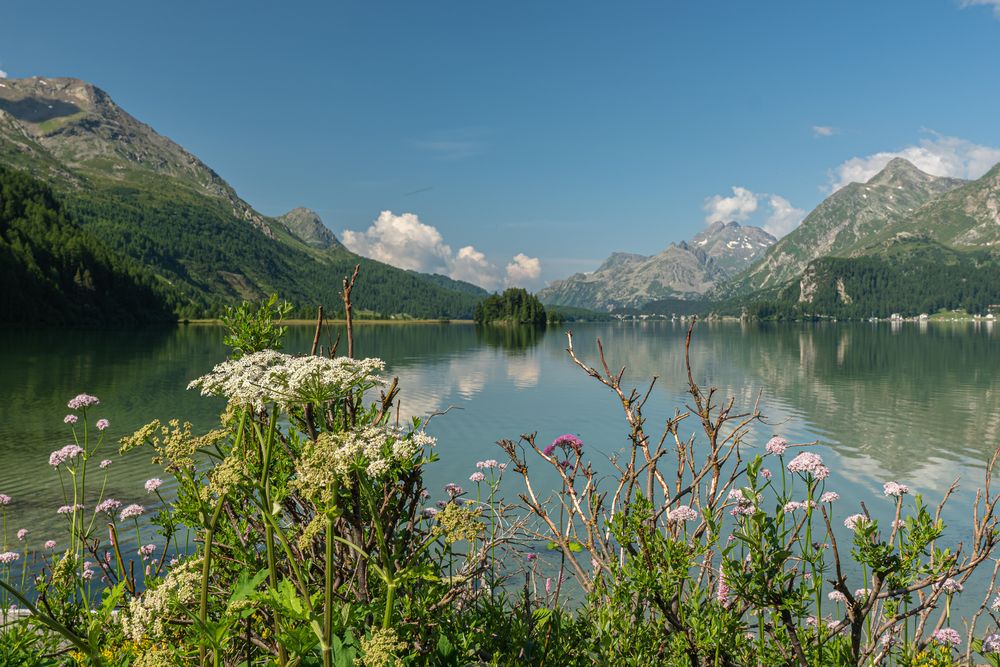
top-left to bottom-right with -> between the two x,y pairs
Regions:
725,159 -> 966,295
0,76 -> 484,320
276,207 -> 343,249
538,221 -> 775,310
746,234 -> 1000,320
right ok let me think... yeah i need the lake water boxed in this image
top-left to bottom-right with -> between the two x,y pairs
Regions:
1,320 -> 999,591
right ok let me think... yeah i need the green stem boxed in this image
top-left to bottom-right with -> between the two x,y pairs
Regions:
324,513 -> 335,667
0,578 -> 99,663
199,493 -> 229,667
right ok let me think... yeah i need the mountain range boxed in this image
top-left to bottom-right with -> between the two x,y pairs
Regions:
538,221 -> 775,310
0,76 -> 486,323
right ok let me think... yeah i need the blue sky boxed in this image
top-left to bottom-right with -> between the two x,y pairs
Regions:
3,1 -> 1000,289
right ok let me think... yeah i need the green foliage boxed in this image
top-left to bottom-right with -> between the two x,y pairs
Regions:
221,294 -> 293,358
0,166 -> 175,325
474,288 -> 547,324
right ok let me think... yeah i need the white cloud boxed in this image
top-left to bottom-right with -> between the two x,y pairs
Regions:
703,186 -> 758,223
505,253 -> 542,286
812,125 -> 838,137
704,188 -> 805,238
764,195 -> 806,237
828,134 -> 1000,191
0,69 -> 7,79
960,0 -> 1000,18
341,210 -> 541,290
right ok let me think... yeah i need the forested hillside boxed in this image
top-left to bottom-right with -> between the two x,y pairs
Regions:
0,167 -> 175,325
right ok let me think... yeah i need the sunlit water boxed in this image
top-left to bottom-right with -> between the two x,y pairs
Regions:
1,321 -> 998,611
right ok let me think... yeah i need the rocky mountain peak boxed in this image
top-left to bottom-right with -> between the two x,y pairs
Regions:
277,207 -> 342,249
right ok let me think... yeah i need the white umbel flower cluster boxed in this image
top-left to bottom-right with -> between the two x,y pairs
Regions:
188,351 -> 386,410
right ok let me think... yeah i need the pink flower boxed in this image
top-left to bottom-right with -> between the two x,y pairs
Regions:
783,500 -> 816,513
49,444 -> 84,468
526,553 -> 538,562
668,505 -> 699,524
787,452 -> 830,480
67,394 -> 100,410
0,494 -> 10,506
138,544 -> 156,559
63,415 -> 78,424
820,491 -> 840,503
43,540 -> 56,549
545,577 -> 552,594
420,507 -> 438,518
760,468 -> 772,481
57,504 -> 84,515
99,460 -> 112,469
828,591 -> 847,603
932,628 -> 961,647
765,436 -> 788,456
119,504 -> 145,521
95,499 -> 122,515
544,434 -> 584,457
844,514 -> 869,530
0,552 -> 20,564
144,478 -> 163,494
95,419 -> 110,431
469,472 -> 486,483
444,483 -> 464,498
883,481 -> 909,497
476,459 -> 499,469
16,529 -> 26,541
983,633 -> 1000,654
934,578 -> 963,594
716,570 -> 731,608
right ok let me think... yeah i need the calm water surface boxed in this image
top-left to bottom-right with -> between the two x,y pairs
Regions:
1,321 -> 998,572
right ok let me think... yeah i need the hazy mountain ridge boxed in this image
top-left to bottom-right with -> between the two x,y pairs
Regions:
538,221 -> 775,310
0,75 -> 485,320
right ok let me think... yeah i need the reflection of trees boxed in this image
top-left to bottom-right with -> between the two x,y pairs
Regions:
474,324 -> 547,353
558,322 -> 1000,476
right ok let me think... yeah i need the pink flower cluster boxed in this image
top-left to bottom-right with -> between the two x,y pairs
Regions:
64,415 -> 78,424
469,472 -> 486,483
119,504 -> 145,521
44,540 -> 56,549
786,452 -> 830,480
668,505 -> 699,524
935,578 -> 963,594
0,552 -> 20,564
95,498 -> 122,515
931,628 -> 961,647
0,494 -> 10,506
765,436 -> 788,456
67,394 -> 100,410
984,633 -> 1000,654
820,491 -> 840,503
99,459 -> 113,469
843,513 -> 869,530
95,419 -> 110,431
828,590 -> 847,603
145,478 -> 163,494
882,481 -> 909,497
783,500 -> 816,513
544,434 -> 583,457
57,504 -> 85,515
443,483 -> 464,498
728,488 -> 758,517
138,544 -> 157,559
16,529 -> 27,541
49,444 -> 84,468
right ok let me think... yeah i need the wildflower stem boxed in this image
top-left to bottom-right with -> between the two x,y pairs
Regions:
323,512 -> 335,667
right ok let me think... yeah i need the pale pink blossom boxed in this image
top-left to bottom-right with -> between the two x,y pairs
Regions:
119,504 -> 145,521
931,628 -> 961,647
95,499 -> 122,515
0,494 -> 10,506
787,452 -> 830,480
57,504 -> 84,515
934,578 -> 963,594
144,478 -> 163,494
668,505 -> 699,524
95,419 -> 109,431
760,468 -> 772,481
844,514 -> 869,530
469,472 -> 486,483
476,459 -> 499,470
883,481 -> 909,498
820,491 -> 840,503
828,590 -> 847,603
138,544 -> 156,559
99,460 -> 112,469
67,394 -> 100,410
43,540 -> 56,549
765,436 -> 788,456
544,434 -> 583,457
15,529 -> 26,541
983,633 -> 1000,654
0,552 -> 19,564
49,444 -> 84,468
63,415 -> 78,424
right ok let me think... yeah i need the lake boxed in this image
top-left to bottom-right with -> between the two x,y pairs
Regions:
1,320 -> 999,580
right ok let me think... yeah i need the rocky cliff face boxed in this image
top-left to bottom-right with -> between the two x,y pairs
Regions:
538,221 -> 775,310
